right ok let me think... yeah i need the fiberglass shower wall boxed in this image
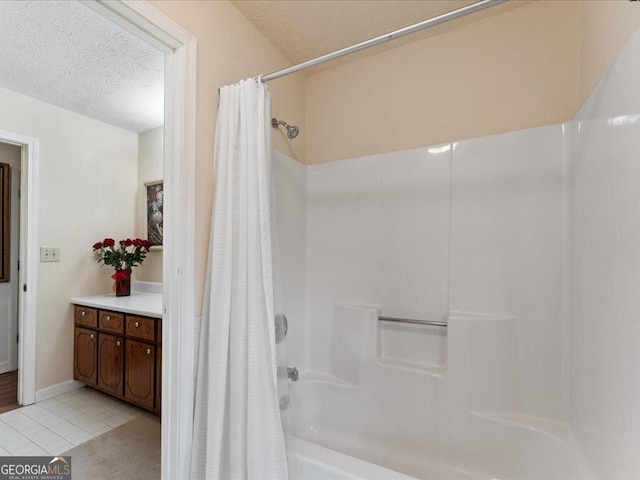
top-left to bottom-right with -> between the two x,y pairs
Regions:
569,26 -> 640,479
287,127 -> 566,417
272,124 -> 578,478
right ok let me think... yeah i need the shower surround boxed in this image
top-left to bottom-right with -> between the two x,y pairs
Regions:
274,125 -> 583,479
274,26 -> 640,480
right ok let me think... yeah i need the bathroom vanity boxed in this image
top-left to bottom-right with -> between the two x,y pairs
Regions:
71,290 -> 162,413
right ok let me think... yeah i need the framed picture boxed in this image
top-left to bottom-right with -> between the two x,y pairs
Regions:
145,180 -> 163,248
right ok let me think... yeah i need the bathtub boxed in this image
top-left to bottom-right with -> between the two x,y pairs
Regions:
288,372 -> 594,480
293,439 -> 416,480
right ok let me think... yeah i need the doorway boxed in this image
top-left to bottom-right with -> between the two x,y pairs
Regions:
0,1 -> 196,477
0,143 -> 19,413
0,131 -> 37,410
68,3 -> 197,478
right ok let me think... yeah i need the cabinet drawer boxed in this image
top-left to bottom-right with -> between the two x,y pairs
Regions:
126,315 -> 155,342
99,310 -> 124,334
75,306 -> 97,328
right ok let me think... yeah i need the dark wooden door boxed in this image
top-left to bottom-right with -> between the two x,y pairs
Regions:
97,333 -> 124,396
124,340 -> 155,409
74,327 -> 97,385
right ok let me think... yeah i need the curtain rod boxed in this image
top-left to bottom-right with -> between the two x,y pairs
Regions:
259,0 -> 508,83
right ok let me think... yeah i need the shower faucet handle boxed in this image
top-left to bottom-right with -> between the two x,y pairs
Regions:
277,365 -> 299,382
287,367 -> 299,382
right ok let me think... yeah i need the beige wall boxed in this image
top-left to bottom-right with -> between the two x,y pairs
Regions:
579,1 -> 640,104
305,0 -> 581,165
0,86 -> 138,390
136,126 -> 163,283
148,0 -> 306,312
304,0 -> 640,165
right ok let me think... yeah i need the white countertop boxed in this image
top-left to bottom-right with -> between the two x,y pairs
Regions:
71,292 -> 163,318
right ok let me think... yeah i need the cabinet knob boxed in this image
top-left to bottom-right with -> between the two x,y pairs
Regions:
116,340 -> 121,347
135,321 -> 139,328
146,348 -> 151,355
81,311 -> 86,316
90,334 -> 94,339
105,316 -> 111,321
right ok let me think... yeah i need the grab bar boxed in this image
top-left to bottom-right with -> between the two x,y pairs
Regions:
378,316 -> 448,328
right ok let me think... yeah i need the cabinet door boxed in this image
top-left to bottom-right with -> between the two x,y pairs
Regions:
155,346 -> 162,412
74,327 -> 97,385
124,340 -> 155,409
98,333 -> 124,396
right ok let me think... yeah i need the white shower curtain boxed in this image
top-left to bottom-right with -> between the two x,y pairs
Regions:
191,78 -> 288,480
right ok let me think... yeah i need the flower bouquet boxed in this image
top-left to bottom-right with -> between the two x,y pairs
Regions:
92,238 -> 152,296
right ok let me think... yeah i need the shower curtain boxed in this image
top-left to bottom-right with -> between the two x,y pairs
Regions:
191,78 -> 288,480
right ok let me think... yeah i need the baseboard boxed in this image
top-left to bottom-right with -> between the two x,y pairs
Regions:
35,379 -> 85,402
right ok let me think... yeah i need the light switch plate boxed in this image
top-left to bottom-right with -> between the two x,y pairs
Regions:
40,246 -> 60,262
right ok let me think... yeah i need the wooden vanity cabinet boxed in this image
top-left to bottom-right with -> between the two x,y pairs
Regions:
73,305 -> 161,413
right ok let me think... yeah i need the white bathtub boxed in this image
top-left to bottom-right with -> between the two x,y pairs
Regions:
289,369 -> 594,480
291,437 -> 498,480
293,439 -> 416,480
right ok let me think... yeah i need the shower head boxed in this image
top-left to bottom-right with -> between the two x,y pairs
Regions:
271,117 -> 299,140
286,124 -> 300,140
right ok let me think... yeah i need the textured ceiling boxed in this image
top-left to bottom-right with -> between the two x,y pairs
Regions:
232,0 -> 525,74
0,1 -> 164,133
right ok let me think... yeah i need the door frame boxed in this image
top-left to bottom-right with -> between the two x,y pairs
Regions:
78,2 -> 197,479
0,130 -> 38,407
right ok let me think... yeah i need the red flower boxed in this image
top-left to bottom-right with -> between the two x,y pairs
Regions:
92,236 -> 149,271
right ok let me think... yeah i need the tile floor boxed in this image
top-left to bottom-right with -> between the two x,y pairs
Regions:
0,387 -> 143,456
